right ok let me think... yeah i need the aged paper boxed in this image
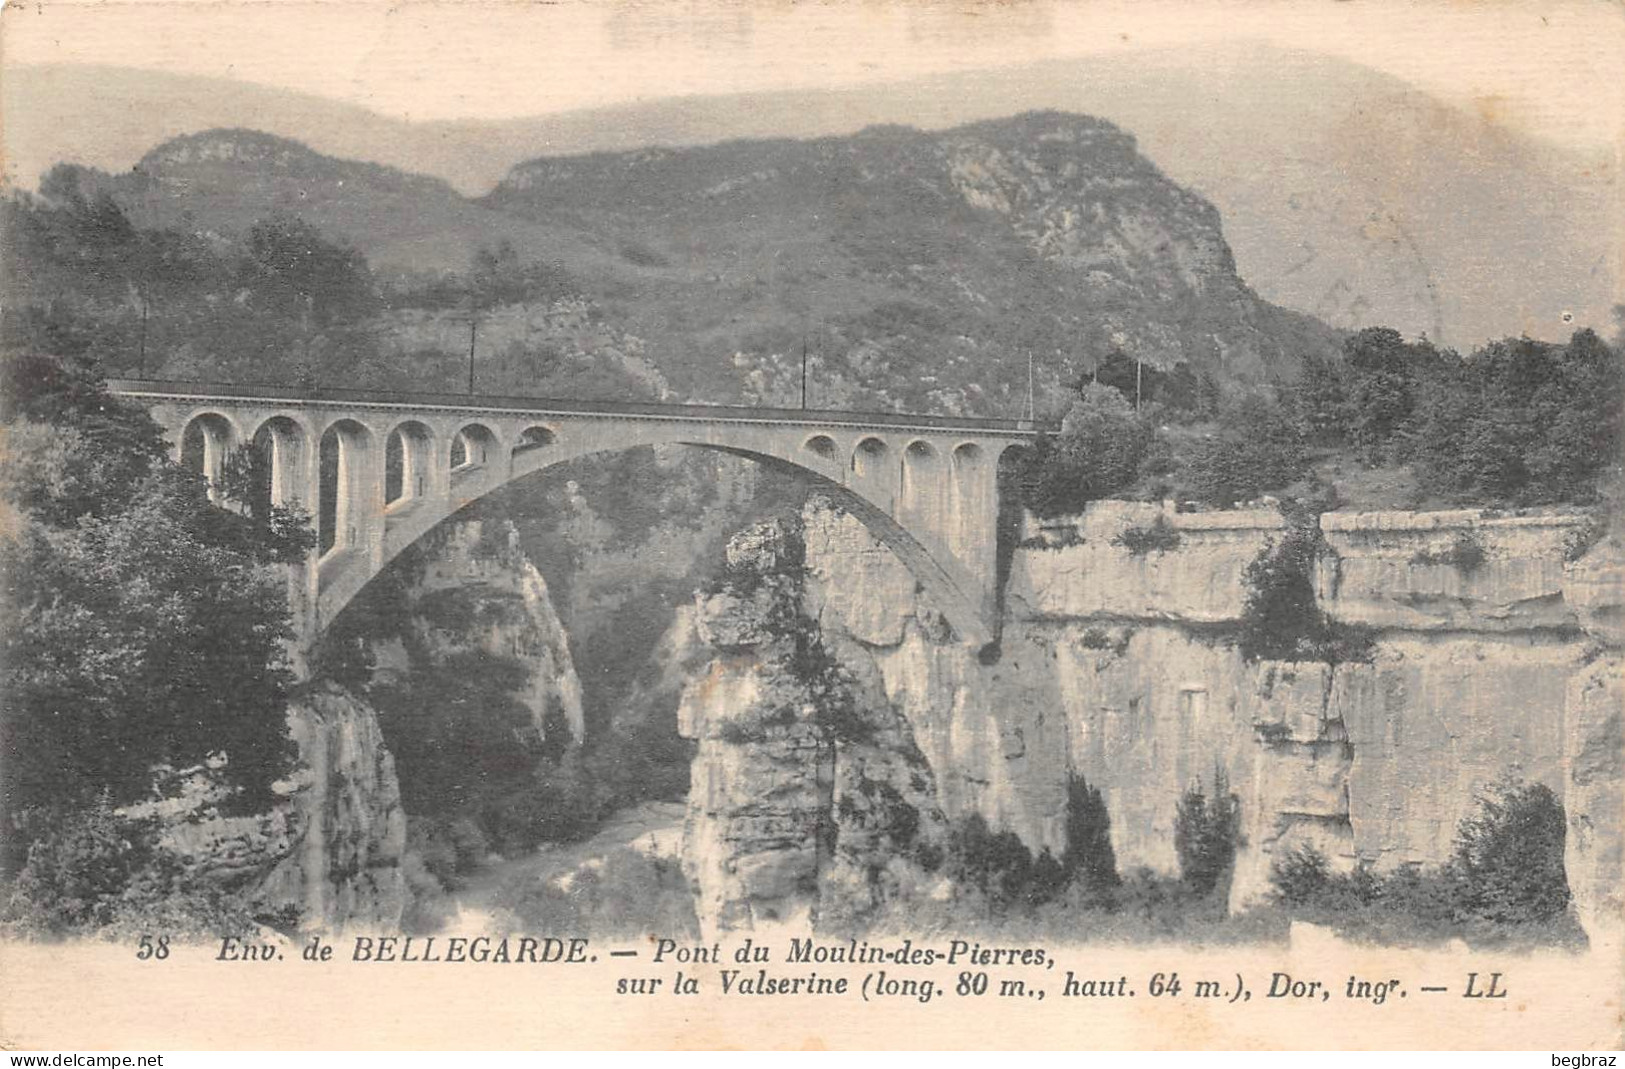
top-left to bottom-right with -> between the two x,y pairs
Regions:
1,0 -> 1622,1052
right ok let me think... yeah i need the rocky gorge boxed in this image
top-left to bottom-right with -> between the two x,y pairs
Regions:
162,491 -> 1617,947
135,517 -> 589,933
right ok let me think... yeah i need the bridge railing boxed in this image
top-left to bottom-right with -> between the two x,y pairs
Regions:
105,379 -> 1054,434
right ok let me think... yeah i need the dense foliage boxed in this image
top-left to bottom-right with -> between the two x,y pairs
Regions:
1012,385 -> 1155,518
1270,777 -> 1577,947
1060,775 -> 1120,894
1408,332 -> 1623,504
1,800 -> 260,937
1013,320 -> 1624,516
1,354 -> 311,831
1235,522 -> 1375,665
0,354 -> 315,932
1173,769 -> 1241,898
0,167 -> 657,401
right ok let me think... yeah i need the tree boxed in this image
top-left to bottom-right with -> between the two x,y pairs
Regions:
1343,327 -> 1421,457
1184,391 -> 1309,508
1173,768 -> 1240,897
1014,383 -> 1153,516
243,214 -> 375,329
1,354 -> 312,840
1061,774 -> 1119,893
1450,777 -> 1570,927
1410,331 -> 1623,505
1234,521 -> 1374,665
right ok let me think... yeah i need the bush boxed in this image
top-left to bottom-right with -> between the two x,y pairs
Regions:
1269,844 -> 1333,905
1266,776 -> 1580,947
1410,530 -> 1488,575
1061,775 -> 1119,895
1113,516 -> 1182,556
2,802 -> 257,938
406,821 -> 463,889
1183,393 -> 1309,508
1173,768 -> 1240,898
1561,518 -> 1609,563
1237,523 -> 1375,665
1079,628 -> 1114,651
3,801 -> 156,933
948,814 -> 1039,911
1451,777 -> 1570,927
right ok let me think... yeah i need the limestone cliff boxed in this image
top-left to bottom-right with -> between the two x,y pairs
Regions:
258,688 -> 409,927
130,685 -> 408,930
790,498 -> 1622,937
368,518 -> 584,745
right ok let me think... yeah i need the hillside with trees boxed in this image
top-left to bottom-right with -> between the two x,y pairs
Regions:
2,115 -> 1338,416
1014,322 -> 1625,518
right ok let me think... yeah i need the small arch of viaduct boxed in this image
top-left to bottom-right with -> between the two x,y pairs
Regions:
114,382 -> 1041,658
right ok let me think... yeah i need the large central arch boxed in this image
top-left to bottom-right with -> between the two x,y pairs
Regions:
325,436 -> 996,650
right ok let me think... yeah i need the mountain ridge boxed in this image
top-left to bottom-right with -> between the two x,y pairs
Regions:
7,48 -> 1616,348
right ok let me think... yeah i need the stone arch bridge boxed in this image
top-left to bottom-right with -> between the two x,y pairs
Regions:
108,380 -> 1043,658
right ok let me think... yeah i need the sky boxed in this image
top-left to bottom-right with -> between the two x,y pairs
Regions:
4,0 -> 1623,156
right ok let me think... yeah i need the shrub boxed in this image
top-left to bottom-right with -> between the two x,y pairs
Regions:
406,821 -> 462,889
3,801 -> 157,934
399,850 -> 456,934
1183,393 -> 1310,508
1061,775 -> 1120,894
1079,628 -> 1113,651
947,814 -> 1038,911
1450,777 -> 1570,927
1237,523 -> 1376,665
1411,530 -> 1488,575
1173,768 -> 1240,898
2,801 -> 257,938
1265,776 -> 1579,947
1561,518 -> 1609,563
1032,527 -> 1086,550
1113,516 -> 1182,556
1269,844 -> 1333,905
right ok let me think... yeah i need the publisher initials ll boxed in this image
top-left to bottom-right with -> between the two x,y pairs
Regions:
1463,972 -> 1507,999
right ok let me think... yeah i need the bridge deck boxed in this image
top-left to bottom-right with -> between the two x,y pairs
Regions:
107,379 -> 1052,436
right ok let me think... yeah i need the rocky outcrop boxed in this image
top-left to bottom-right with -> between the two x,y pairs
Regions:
1319,511 -> 1595,633
1562,535 -> 1624,945
131,686 -> 408,930
258,688 -> 408,928
372,518 -> 584,745
678,519 -> 946,936
1008,503 -> 1283,624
